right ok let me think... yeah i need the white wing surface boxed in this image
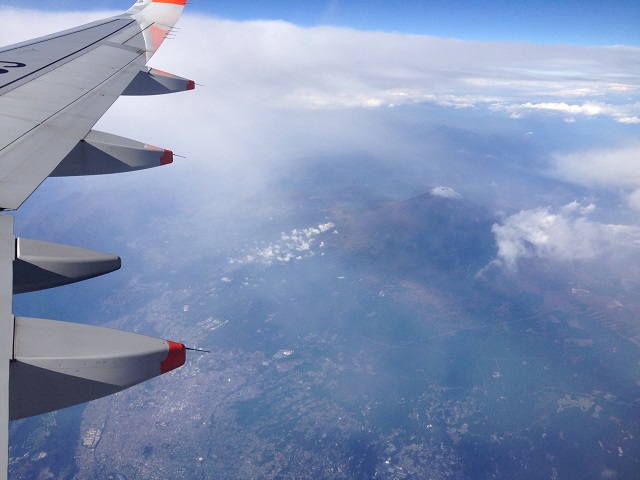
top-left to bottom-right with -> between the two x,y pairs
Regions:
0,1 -> 194,477
0,0 -> 192,208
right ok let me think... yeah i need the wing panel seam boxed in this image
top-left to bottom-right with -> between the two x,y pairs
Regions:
0,47 -> 145,174
0,18 -> 122,53
0,19 -> 137,92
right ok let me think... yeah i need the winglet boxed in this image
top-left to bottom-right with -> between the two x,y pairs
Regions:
127,0 -> 188,55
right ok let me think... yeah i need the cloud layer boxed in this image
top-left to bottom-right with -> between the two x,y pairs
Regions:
3,9 -> 637,120
165,16 -> 640,121
229,222 -> 336,266
492,202 -> 640,269
2,9 -> 639,276
551,143 -> 640,209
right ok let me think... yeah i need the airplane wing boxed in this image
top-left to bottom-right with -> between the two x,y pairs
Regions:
0,1 -> 194,477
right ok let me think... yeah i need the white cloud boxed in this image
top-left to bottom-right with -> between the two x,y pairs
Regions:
492,202 -> 640,269
2,9 -> 639,245
0,8 -> 636,201
495,100 -> 640,123
162,17 -> 638,128
560,201 -> 596,215
523,101 -> 606,115
629,189 -> 640,210
5,9 -> 637,120
617,116 -> 640,124
0,7 -> 115,43
230,222 -> 335,266
551,143 -> 640,192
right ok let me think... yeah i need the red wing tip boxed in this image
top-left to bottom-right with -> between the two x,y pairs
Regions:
160,149 -> 174,165
161,341 -> 186,374
186,80 -> 196,91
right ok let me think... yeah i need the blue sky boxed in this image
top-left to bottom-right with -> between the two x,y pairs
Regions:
1,0 -> 638,46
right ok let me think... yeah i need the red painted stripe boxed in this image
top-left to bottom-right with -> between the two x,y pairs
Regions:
161,341 -> 186,373
186,79 -> 195,91
160,149 -> 173,165
152,0 -> 187,5
150,25 -> 166,52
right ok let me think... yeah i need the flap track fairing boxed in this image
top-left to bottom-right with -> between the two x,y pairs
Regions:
50,130 -> 173,177
9,317 -> 186,420
122,67 -> 195,96
13,238 -> 121,294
